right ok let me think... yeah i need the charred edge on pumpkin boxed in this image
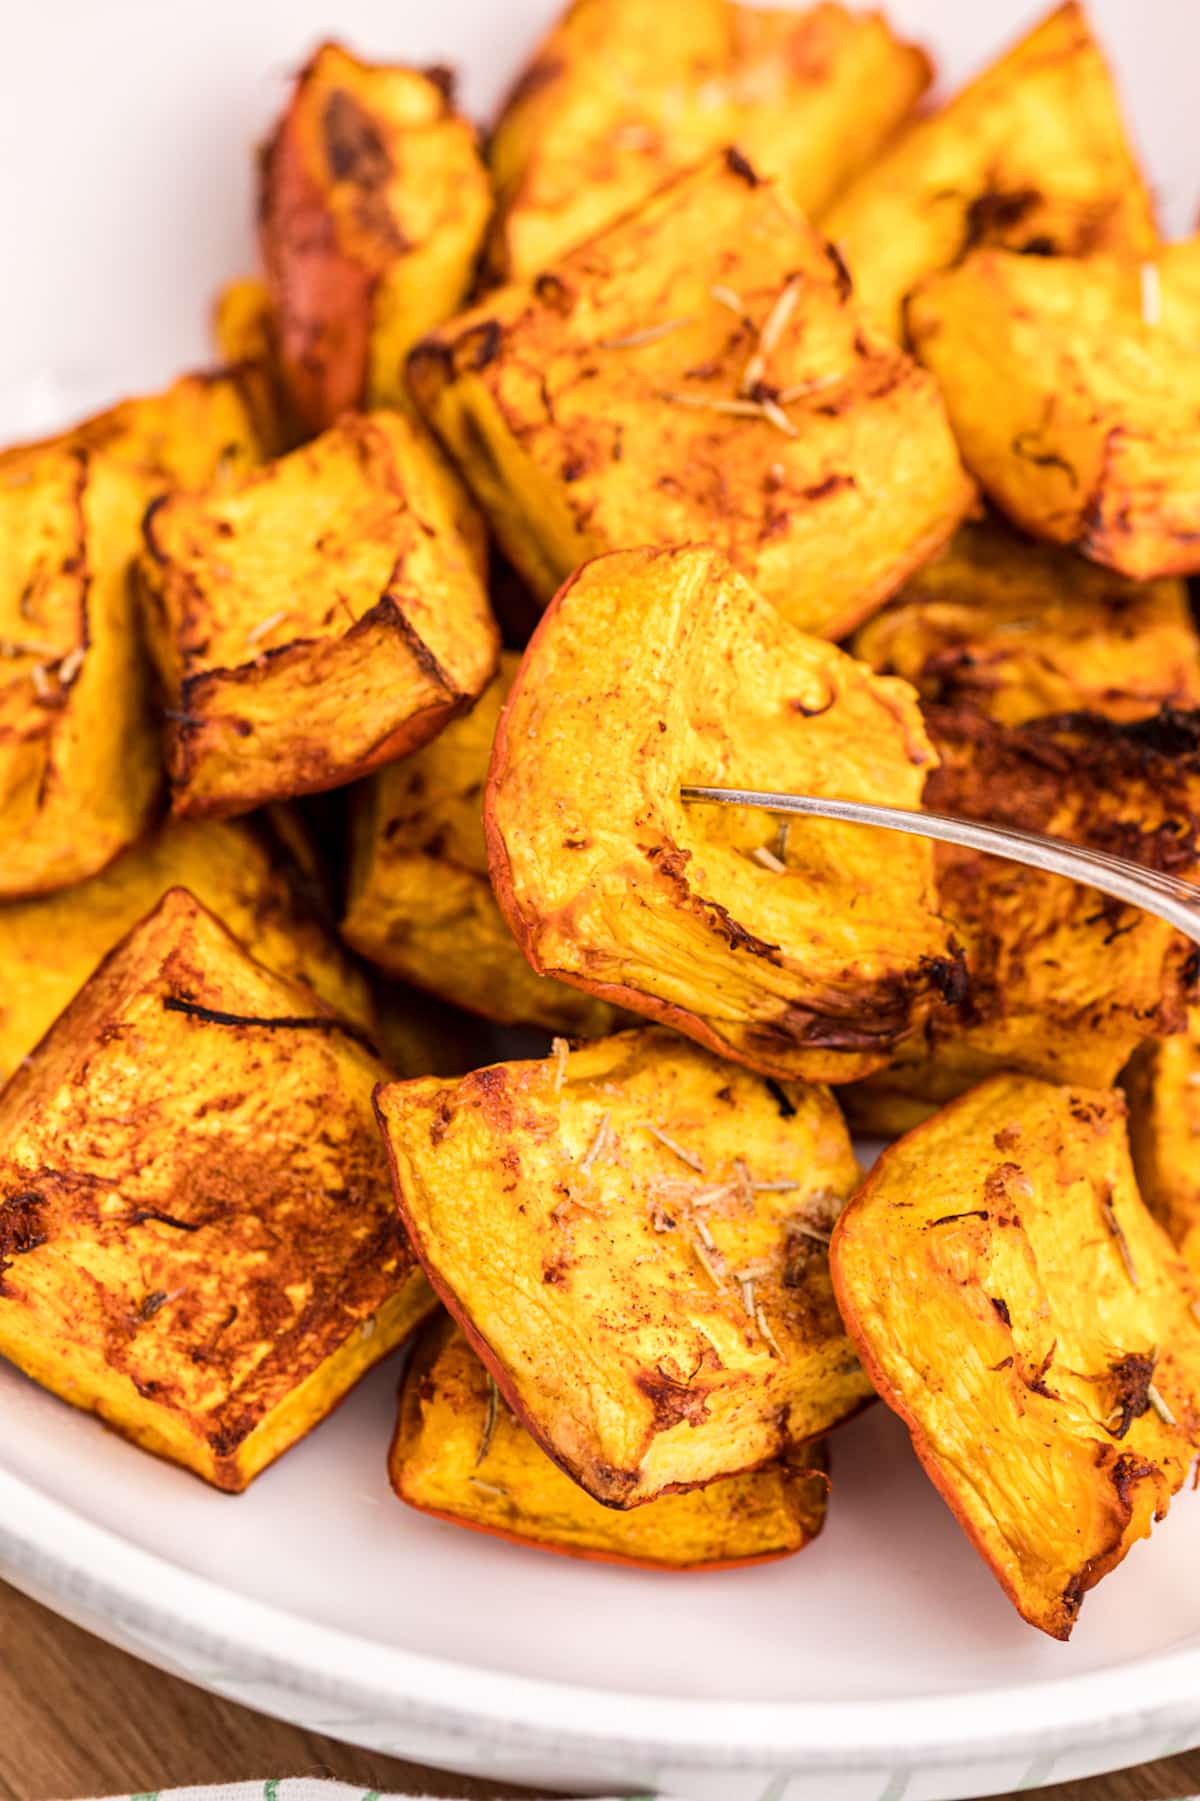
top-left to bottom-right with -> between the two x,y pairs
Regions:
163,993 -> 376,1050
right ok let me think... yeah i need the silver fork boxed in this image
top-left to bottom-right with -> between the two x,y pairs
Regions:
679,785 -> 1200,943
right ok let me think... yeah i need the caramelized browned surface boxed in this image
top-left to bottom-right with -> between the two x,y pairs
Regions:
139,410 -> 497,818
0,889 -> 432,1488
834,1075 -> 1200,1638
378,1027 -> 868,1506
392,1314 -> 829,1568
485,543 -> 954,1083
410,150 -> 973,640
260,42 -> 491,433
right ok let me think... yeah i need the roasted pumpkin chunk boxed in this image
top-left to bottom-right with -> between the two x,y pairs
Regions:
0,449 -> 160,899
908,242 -> 1200,581
0,368 -> 279,897
375,1027 -> 870,1507
392,1314 -> 829,1568
343,651 -> 616,1034
486,0 -> 929,281
260,42 -> 492,435
825,1 -> 1157,341
212,277 -> 276,370
409,151 -> 974,641
833,1075 -> 1200,1639
0,813 -> 374,1087
1124,1010 -> 1200,1275
841,708 -> 1200,1134
211,278 -> 299,452
852,516 -> 1200,726
485,544 -> 954,1084
139,409 -> 498,819
2,363 -> 283,484
0,888 -> 432,1489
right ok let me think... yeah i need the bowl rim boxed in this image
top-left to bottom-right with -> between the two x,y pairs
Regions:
3,1459 -> 1199,1776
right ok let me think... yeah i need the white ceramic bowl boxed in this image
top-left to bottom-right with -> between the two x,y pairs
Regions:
2,4 -> 1198,1796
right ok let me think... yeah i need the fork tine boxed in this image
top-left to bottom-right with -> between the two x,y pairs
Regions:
678,785 -> 1200,945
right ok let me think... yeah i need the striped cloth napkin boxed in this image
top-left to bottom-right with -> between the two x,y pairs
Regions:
85,1780 -> 1200,1801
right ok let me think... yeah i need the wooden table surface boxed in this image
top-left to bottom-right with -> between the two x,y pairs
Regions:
2,1579 -> 1198,1801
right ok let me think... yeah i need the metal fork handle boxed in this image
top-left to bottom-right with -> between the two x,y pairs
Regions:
679,785 -> 1200,944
